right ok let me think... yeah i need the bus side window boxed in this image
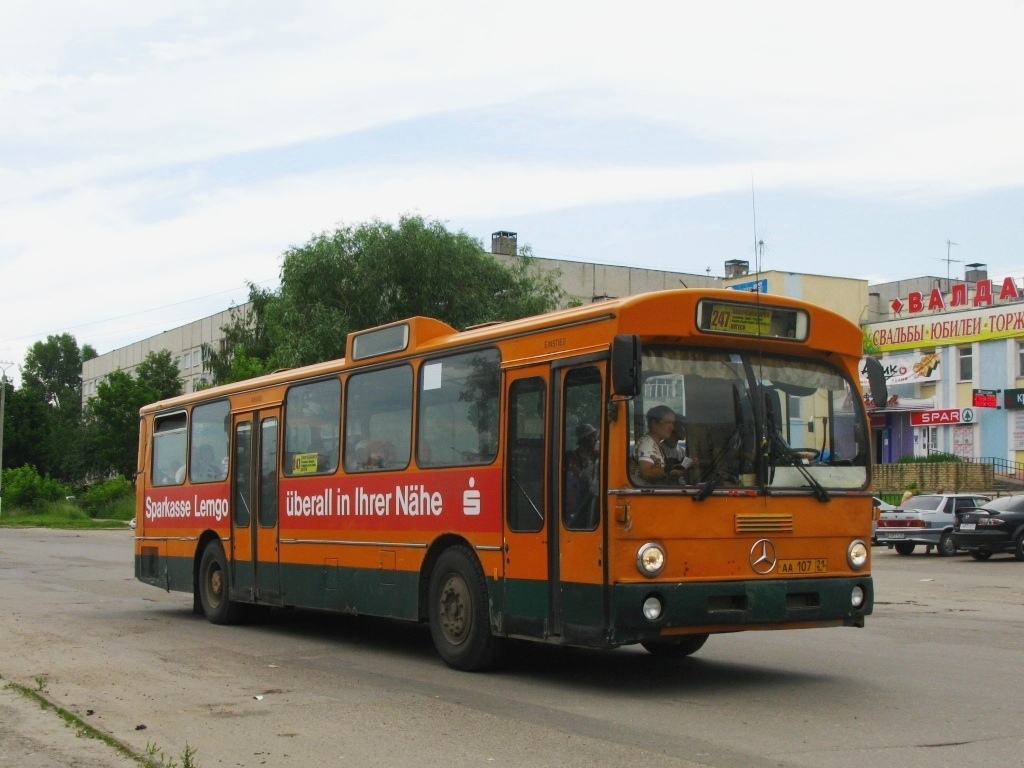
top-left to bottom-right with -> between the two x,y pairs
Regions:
344,365 -> 412,472
418,349 -> 500,467
284,378 -> 341,476
189,400 -> 229,482
153,411 -> 187,487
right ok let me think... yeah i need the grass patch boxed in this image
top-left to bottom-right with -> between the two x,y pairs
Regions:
0,500 -> 132,529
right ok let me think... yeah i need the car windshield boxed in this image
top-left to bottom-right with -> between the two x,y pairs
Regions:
900,495 -> 943,511
629,347 -> 869,493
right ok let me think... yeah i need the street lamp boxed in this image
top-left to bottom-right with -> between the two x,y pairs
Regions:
0,361 -> 13,516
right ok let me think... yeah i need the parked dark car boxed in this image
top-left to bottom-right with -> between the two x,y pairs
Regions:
953,495 -> 1024,561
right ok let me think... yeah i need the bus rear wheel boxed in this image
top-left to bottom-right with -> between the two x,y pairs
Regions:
641,633 -> 709,658
428,547 -> 502,671
198,542 -> 248,625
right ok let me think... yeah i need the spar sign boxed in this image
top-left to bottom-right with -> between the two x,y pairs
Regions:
910,408 -> 975,426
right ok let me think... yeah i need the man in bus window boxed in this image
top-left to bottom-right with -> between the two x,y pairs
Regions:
661,412 -> 697,482
636,405 -> 693,484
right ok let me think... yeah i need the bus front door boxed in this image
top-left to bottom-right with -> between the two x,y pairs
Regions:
554,362 -> 606,641
231,410 -> 283,605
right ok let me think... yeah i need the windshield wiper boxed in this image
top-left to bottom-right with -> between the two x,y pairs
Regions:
769,430 -> 830,502
695,428 -> 743,501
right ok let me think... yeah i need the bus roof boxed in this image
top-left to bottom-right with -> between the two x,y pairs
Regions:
138,288 -> 861,415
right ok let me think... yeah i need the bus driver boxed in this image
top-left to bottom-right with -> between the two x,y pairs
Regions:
635,405 -> 694,484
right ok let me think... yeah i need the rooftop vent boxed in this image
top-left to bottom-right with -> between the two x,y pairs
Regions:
965,263 -> 987,283
491,231 -> 518,256
724,259 -> 750,279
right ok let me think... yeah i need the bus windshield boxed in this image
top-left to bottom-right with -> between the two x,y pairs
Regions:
629,348 -> 868,493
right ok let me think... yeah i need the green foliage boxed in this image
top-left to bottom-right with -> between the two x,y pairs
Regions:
1,464 -> 71,508
22,333 -> 86,411
0,501 -> 128,528
80,476 -> 134,518
202,289 -> 276,386
9,334 -> 94,482
136,350 -> 185,403
203,215 -> 565,384
861,327 -> 881,355
896,453 -> 962,464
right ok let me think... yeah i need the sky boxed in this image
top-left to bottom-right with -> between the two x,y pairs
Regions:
3,0 -> 1024,386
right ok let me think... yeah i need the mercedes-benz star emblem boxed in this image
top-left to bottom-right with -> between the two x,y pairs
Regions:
749,539 -> 778,574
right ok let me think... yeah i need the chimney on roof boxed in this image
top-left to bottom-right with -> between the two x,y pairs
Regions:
491,231 -> 518,256
724,259 -> 749,278
965,263 -> 987,283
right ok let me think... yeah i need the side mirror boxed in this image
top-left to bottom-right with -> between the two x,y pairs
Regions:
611,334 -> 641,397
862,356 -> 888,408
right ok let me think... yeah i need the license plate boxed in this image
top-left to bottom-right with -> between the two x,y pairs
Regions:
777,558 -> 828,574
960,523 -> 976,530
885,532 -> 905,539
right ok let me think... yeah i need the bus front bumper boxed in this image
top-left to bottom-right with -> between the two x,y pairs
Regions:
608,576 -> 873,645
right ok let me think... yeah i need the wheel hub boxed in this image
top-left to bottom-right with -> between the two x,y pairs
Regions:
438,575 -> 470,646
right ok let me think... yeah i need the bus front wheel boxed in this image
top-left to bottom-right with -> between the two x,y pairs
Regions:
641,633 -> 709,658
198,542 -> 248,625
428,547 -> 502,671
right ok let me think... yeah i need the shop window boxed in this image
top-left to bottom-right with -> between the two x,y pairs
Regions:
958,346 -> 972,381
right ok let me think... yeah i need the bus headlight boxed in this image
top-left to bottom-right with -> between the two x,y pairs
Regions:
847,540 -> 869,570
636,543 -> 666,577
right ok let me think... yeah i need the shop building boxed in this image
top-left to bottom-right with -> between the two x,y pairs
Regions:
864,264 -> 1024,469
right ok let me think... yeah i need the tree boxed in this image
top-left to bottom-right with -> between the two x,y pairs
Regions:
270,215 -> 564,369
85,351 -> 183,480
201,286 -> 275,385
204,215 -> 565,385
14,334 -> 95,480
22,334 -> 93,411
136,350 -> 185,403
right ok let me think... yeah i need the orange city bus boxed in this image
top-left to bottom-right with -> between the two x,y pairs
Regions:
134,288 -> 876,670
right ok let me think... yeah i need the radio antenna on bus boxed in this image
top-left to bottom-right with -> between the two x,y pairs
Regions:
751,175 -> 759,273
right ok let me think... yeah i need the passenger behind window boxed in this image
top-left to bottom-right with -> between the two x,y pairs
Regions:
564,423 -> 600,527
353,440 -> 395,470
193,444 -> 217,481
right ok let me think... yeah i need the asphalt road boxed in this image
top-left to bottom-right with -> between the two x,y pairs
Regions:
1,529 -> 1022,768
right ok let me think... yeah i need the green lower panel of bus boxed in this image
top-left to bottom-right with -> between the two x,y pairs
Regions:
138,552 -> 872,648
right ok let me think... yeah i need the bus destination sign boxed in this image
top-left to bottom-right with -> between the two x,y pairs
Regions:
697,299 -> 808,341
707,303 -> 772,335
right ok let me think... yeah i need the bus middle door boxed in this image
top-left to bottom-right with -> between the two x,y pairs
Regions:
231,409 -> 283,605
502,368 -> 550,638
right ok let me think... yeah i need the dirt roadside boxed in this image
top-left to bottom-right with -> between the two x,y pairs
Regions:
0,685 -> 139,768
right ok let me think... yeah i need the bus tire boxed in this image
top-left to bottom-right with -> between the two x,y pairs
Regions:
428,546 -> 502,671
641,633 -> 709,658
894,542 -> 915,556
198,542 -> 248,625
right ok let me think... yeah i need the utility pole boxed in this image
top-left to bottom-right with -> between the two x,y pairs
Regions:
0,361 -> 13,517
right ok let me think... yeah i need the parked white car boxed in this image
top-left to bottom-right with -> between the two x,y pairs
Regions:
871,497 -> 897,545
874,493 -> 990,556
